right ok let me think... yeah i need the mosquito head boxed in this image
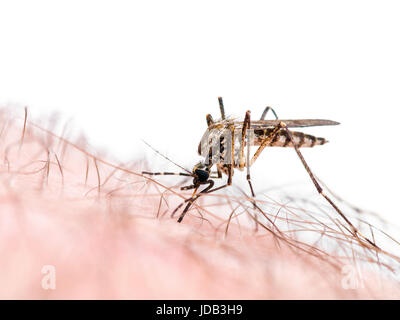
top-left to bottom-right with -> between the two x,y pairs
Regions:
192,162 -> 210,183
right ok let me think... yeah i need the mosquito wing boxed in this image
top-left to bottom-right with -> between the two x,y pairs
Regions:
242,119 -> 340,129
198,118 -> 339,155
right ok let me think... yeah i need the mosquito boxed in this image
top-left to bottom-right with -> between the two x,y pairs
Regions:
142,97 -> 372,246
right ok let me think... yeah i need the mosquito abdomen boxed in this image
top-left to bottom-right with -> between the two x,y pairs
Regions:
255,129 -> 327,148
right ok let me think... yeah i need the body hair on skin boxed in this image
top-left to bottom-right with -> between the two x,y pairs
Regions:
0,107 -> 399,299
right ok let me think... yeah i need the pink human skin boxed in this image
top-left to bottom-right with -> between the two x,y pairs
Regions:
0,108 -> 399,299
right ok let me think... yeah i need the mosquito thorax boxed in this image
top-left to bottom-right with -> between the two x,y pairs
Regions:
192,162 -> 209,183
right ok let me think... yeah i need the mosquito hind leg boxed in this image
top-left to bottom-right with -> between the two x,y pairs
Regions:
280,123 -> 378,249
260,106 -> 279,120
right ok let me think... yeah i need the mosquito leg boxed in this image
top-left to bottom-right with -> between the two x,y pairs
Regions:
142,171 -> 192,177
181,184 -> 197,191
219,123 -> 234,183
243,111 -> 261,230
260,106 -> 279,120
247,124 -> 260,226
217,165 -> 222,178
238,111 -> 257,210
177,199 -> 198,223
229,124 -> 235,184
280,123 -> 378,248
250,123 -> 284,167
204,180 -> 230,195
206,114 -> 214,127
210,166 -> 223,179
315,176 -> 382,221
239,111 -> 250,170
177,180 -> 214,223
243,122 -> 285,228
202,163 -> 233,195
243,111 -> 255,195
218,97 -> 226,120
177,165 -> 234,223
171,202 -> 185,218
238,119 -> 283,207
172,185 -> 199,219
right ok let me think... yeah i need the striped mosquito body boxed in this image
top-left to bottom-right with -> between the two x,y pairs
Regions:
201,127 -> 327,158
253,128 -> 327,148
198,129 -> 326,178
198,115 -> 336,173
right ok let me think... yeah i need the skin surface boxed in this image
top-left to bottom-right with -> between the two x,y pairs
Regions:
0,108 -> 399,299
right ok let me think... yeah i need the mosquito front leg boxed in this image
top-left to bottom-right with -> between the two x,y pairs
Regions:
171,185 -> 199,219
177,180 -> 215,223
181,184 -> 197,191
201,162 -> 233,195
204,176 -> 232,194
142,171 -> 192,177
177,164 -> 234,223
209,166 -> 223,179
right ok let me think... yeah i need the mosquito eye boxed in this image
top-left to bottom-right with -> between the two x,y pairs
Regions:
195,169 -> 209,182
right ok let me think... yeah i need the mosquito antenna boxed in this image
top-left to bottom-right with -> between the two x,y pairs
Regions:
141,139 -> 192,174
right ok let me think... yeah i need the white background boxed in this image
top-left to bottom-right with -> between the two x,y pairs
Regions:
0,1 -> 399,225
